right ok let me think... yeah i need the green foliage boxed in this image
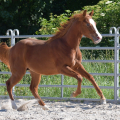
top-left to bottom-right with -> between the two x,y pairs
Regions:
50,0 -> 100,15
36,0 -> 120,47
0,0 -> 100,39
92,0 -> 120,32
35,10 -> 72,40
83,0 -> 120,47
0,0 -> 53,36
0,50 -> 115,99
0,0 -> 117,100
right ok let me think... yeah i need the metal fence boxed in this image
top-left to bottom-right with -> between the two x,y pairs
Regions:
0,27 -> 120,102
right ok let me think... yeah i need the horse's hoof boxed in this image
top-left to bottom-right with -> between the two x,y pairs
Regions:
70,92 -> 75,98
100,99 -> 106,105
70,93 -> 74,98
11,100 -> 17,109
40,105 -> 49,110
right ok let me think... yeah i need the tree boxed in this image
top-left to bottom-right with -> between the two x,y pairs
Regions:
0,0 -> 101,36
50,0 -> 100,15
83,0 -> 120,47
0,0 -> 52,35
36,0 -> 120,48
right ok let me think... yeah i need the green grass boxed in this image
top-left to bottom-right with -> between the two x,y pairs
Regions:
0,50 -> 116,100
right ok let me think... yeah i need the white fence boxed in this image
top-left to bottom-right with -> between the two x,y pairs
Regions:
0,27 -> 120,102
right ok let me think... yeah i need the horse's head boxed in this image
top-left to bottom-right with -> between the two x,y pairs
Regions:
80,10 -> 102,44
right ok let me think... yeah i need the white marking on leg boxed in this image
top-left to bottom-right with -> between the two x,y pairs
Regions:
40,105 -> 49,110
11,100 -> 17,109
71,92 -> 75,98
100,99 -> 106,105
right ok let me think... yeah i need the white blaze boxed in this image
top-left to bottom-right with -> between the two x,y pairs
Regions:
89,19 -> 102,39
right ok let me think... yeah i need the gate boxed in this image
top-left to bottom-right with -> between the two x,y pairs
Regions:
0,27 -> 120,102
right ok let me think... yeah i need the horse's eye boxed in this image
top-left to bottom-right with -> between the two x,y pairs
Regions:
86,23 -> 90,27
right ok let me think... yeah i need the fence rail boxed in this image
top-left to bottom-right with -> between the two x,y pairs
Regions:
0,27 -> 120,102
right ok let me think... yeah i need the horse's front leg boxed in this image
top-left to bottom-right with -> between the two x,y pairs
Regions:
74,61 -> 106,104
29,70 -> 49,110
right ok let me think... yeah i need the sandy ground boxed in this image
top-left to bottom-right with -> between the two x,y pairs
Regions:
0,99 -> 120,120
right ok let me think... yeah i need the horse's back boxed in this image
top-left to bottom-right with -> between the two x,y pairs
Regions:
9,38 -> 45,60
9,38 -> 59,75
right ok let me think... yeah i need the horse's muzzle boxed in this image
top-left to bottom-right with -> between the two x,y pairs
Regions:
92,35 -> 102,44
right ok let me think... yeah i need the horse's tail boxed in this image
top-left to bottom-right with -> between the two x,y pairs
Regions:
0,42 -> 11,69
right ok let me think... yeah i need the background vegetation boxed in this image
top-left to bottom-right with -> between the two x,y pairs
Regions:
1,0 -> 120,47
0,50 -> 115,100
0,0 -> 119,100
0,0 -> 100,36
36,0 -> 120,47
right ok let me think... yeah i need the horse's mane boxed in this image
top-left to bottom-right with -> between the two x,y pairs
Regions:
47,13 -> 82,42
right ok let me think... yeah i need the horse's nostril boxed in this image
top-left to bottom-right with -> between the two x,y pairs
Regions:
97,36 -> 100,40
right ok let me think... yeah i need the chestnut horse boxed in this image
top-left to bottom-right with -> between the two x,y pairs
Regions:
0,10 -> 106,110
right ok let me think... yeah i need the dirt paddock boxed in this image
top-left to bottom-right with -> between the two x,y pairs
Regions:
0,99 -> 120,120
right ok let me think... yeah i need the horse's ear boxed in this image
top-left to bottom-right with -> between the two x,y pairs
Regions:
89,10 -> 94,16
83,10 -> 87,17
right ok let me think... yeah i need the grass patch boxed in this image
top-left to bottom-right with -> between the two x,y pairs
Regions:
0,50 -> 116,100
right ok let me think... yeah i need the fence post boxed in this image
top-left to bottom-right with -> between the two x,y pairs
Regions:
116,27 -> 120,100
61,75 -> 64,98
6,29 -> 19,98
6,29 -> 14,46
110,27 -> 119,102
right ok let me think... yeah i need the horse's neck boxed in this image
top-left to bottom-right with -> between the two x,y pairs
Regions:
63,22 -> 82,49
0,46 -> 10,69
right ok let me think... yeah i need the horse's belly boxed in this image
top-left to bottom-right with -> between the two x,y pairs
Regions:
27,62 -> 59,75
32,68 -> 59,75
37,66 -> 59,75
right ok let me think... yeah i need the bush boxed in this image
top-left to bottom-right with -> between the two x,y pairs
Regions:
35,10 -> 72,40
36,0 -> 119,47
83,0 -> 120,47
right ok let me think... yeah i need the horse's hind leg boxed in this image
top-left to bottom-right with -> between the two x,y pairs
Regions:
6,72 -> 25,109
71,76 -> 83,97
29,70 -> 48,110
61,65 -> 83,97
